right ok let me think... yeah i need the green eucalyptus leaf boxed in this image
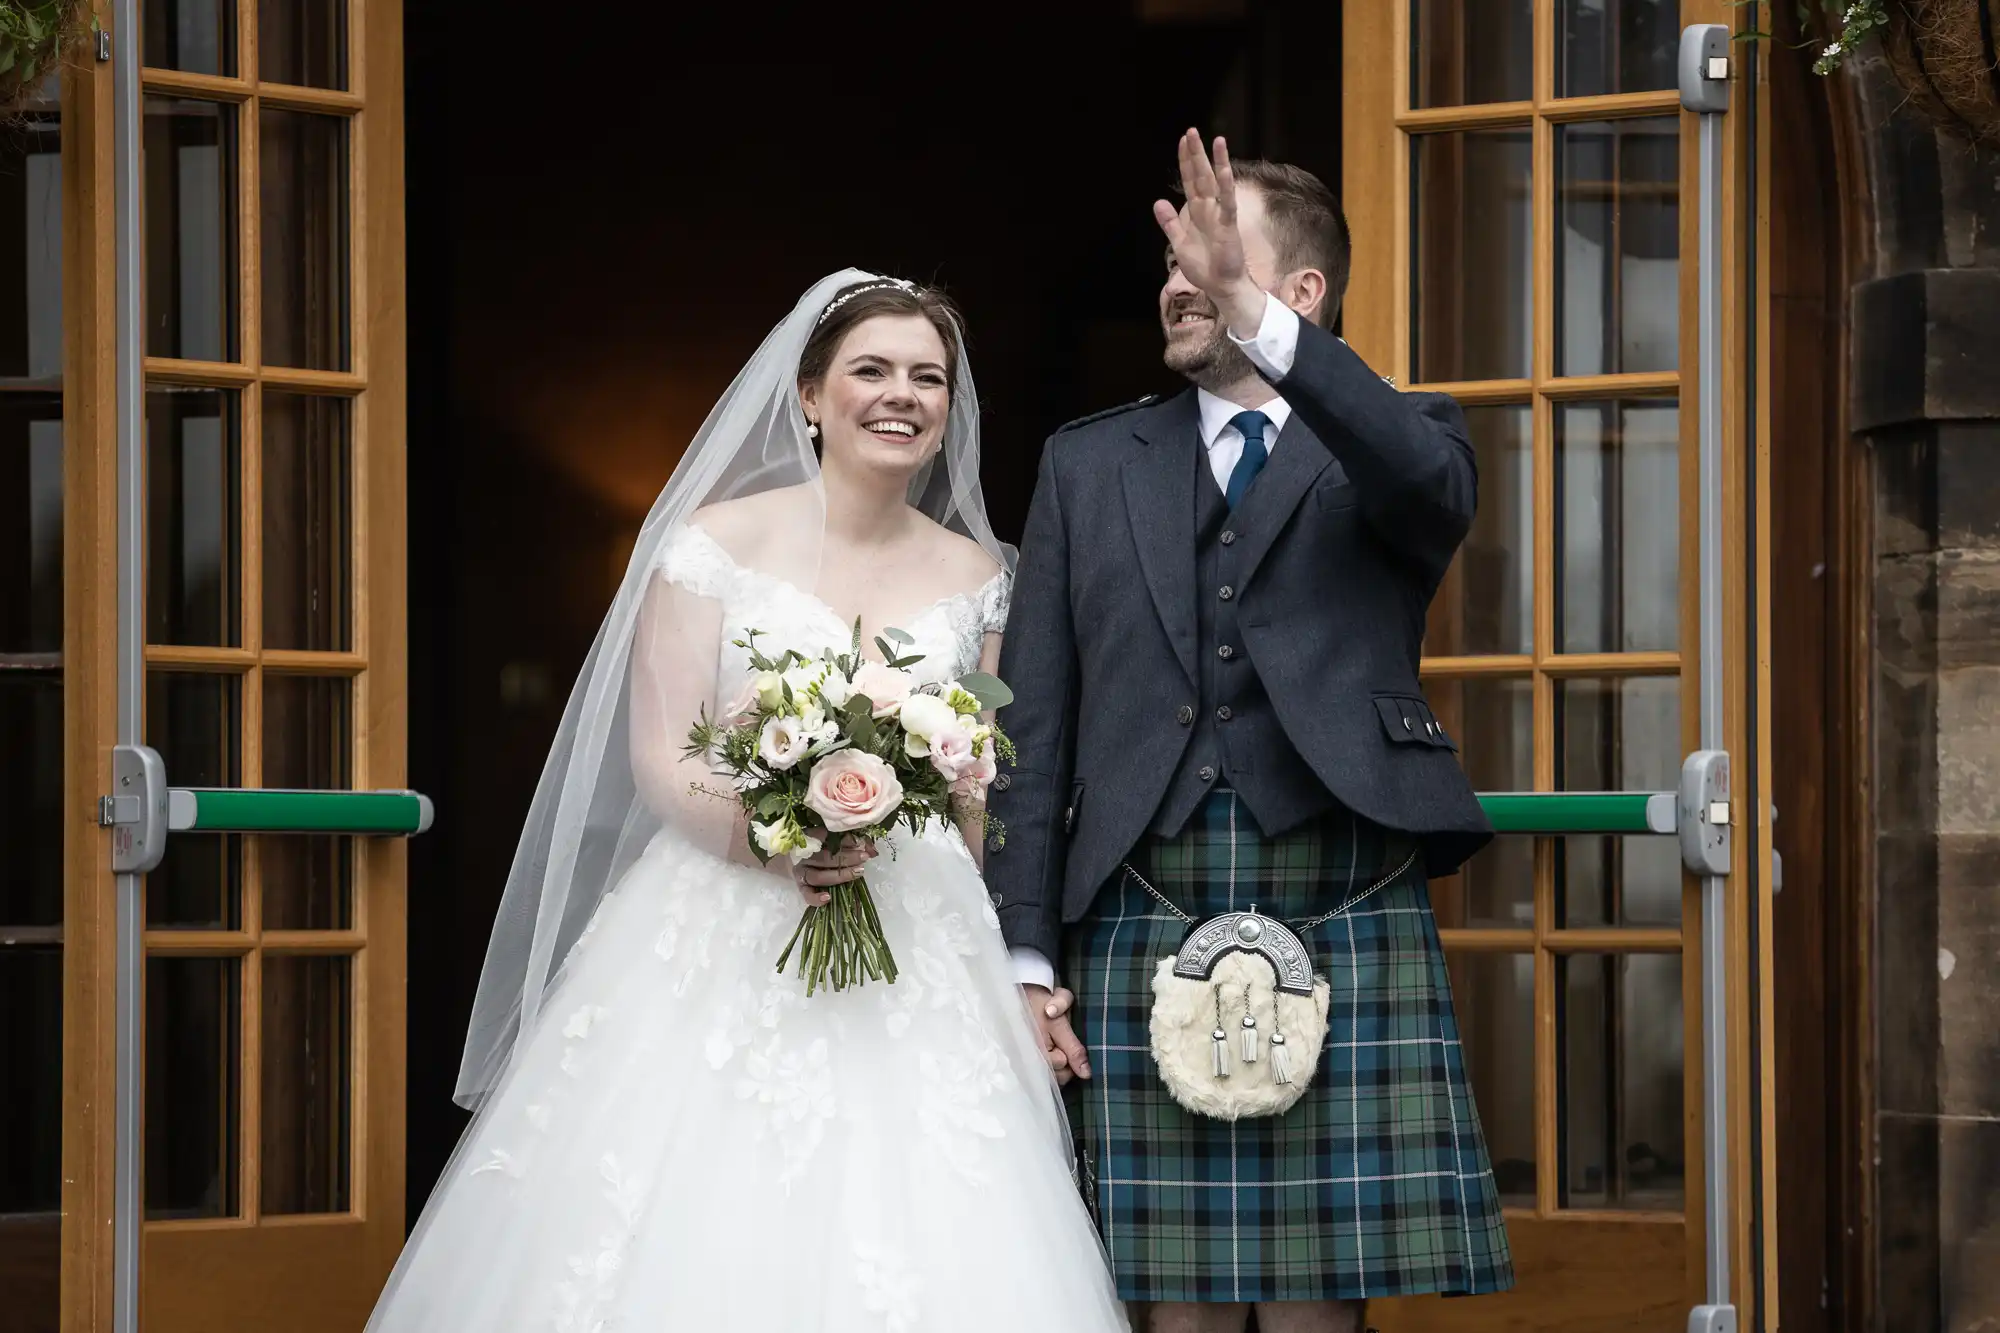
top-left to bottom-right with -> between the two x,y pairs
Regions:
956,672 -> 1015,710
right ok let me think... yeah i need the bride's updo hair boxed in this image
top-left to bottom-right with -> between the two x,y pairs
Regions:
797,279 -> 966,397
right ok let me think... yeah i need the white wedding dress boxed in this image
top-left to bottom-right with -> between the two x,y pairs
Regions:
370,525 -> 1128,1333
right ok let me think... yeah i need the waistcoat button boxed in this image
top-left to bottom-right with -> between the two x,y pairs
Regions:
1217,644 -> 1235,660
1218,586 -> 1234,601
1176,704 -> 1195,725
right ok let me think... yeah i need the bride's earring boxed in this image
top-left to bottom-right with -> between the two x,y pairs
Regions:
807,420 -> 820,440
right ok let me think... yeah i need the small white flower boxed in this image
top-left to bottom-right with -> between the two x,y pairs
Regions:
752,670 -> 784,711
752,817 -> 823,864
757,715 -> 812,770
818,669 -> 855,709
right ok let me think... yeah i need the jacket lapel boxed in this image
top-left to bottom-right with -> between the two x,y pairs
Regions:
1121,392 -> 1202,687
1229,411 -> 1333,589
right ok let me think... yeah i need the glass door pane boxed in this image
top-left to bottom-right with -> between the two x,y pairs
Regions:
0,77 -> 63,1333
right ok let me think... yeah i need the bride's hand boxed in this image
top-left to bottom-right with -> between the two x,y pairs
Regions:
792,839 -> 878,905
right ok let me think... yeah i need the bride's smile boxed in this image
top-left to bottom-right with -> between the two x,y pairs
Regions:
800,313 -> 952,479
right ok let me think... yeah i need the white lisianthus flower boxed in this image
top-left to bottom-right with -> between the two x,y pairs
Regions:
797,702 -> 828,734
897,693 -> 960,757
757,715 -> 812,770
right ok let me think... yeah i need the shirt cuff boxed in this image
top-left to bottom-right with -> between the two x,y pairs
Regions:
1011,946 -> 1057,992
1226,290 -> 1301,380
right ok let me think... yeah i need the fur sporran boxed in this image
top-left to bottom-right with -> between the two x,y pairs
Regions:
1127,845 -> 1418,1122
1147,909 -> 1330,1120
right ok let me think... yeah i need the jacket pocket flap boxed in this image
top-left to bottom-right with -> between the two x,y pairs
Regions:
1373,695 -> 1428,744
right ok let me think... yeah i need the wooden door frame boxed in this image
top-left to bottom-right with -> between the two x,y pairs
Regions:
60,13 -> 123,1331
1342,1 -> 1776,1325
1758,10 -> 1876,1328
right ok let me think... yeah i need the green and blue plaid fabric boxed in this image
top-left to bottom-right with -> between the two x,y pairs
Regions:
1064,791 -> 1514,1303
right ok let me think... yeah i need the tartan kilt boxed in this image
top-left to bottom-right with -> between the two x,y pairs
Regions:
1063,790 -> 1514,1304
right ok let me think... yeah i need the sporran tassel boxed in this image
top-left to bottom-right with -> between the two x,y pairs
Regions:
1240,990 -> 1260,1064
1270,1029 -> 1293,1086
1212,987 -> 1230,1079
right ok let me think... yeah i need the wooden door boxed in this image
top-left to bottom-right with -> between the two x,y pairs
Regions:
1343,2 -> 1775,1329
37,1 -> 410,1328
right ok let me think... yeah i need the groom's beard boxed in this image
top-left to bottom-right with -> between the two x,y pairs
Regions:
1162,308 -> 1260,393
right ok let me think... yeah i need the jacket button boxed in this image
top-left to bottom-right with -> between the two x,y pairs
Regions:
990,772 -> 1011,792
1198,765 -> 1217,783
1216,706 -> 1233,722
1218,586 -> 1234,601
1219,530 -> 1237,545
1217,644 -> 1235,660
1176,704 -> 1194,725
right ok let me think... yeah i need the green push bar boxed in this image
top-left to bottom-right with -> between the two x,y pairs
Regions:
1476,790 -> 1677,836
162,787 -> 1657,840
167,788 -> 435,836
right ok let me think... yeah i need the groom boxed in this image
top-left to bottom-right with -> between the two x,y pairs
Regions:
987,133 -> 1514,1331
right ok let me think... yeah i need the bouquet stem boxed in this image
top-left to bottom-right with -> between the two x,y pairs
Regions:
774,875 -> 900,997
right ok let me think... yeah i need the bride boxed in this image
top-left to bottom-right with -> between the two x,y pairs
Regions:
367,272 -> 1129,1332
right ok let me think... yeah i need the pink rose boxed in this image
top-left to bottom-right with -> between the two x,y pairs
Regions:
804,749 -> 904,833
850,662 -> 916,718
926,720 -> 980,783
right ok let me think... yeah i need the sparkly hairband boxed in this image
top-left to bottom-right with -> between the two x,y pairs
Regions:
814,277 -> 918,327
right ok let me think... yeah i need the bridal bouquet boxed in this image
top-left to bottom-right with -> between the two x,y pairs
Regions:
684,622 -> 1015,997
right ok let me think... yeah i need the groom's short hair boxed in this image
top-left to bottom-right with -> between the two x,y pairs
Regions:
1233,160 -> 1350,329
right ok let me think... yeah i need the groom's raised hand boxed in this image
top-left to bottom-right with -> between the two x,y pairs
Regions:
1024,985 -> 1090,1085
1153,128 -> 1267,341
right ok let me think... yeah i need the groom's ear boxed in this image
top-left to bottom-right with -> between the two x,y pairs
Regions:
1284,268 -> 1330,328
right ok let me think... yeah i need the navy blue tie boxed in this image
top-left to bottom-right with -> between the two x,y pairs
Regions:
1224,410 -> 1271,510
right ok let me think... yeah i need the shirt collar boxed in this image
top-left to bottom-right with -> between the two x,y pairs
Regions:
1195,387 -> 1293,450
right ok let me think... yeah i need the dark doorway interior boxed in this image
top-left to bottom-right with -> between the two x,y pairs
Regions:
400,0 -> 1347,1220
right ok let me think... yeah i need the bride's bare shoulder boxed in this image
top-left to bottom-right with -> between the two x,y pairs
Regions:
914,514 -> 1004,591
688,488 -> 816,563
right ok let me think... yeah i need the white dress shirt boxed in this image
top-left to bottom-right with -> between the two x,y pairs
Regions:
1008,293 -> 1305,993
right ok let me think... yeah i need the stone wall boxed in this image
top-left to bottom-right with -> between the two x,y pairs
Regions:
1844,46 -> 2000,1333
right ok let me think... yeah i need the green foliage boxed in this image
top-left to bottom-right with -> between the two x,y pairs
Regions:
1733,0 -> 1892,75
0,1 -> 88,113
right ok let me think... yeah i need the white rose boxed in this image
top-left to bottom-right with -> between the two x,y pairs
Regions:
757,715 -> 812,770
898,693 -> 959,751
